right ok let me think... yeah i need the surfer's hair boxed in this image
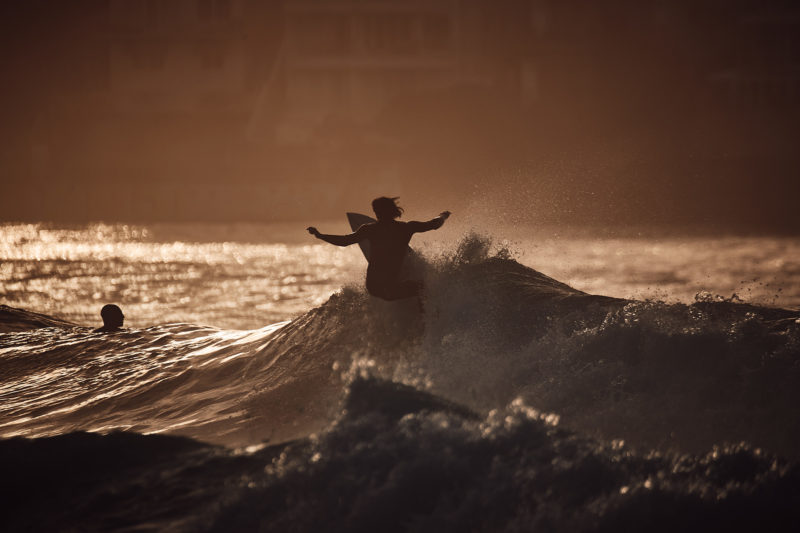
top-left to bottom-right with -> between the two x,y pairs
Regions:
372,196 -> 403,221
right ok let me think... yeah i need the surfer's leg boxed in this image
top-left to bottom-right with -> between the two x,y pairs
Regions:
366,271 -> 421,301
376,280 -> 422,301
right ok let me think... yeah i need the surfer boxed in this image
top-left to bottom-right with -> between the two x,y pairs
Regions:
307,197 -> 450,301
93,304 -> 125,333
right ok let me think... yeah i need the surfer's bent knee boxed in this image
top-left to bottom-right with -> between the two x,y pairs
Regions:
367,280 -> 422,301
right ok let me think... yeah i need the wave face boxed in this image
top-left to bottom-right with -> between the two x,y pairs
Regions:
412,237 -> 800,458
2,233 -> 800,529
3,377 -> 800,532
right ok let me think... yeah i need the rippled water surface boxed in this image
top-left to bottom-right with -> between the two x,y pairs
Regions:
1,222 -> 798,329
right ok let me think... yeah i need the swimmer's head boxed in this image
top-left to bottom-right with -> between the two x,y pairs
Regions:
100,304 -> 124,329
372,196 -> 403,221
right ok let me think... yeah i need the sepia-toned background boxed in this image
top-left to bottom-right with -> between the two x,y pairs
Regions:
1,0 -> 799,232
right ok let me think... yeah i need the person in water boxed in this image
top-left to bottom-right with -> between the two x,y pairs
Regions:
93,304 -> 125,332
307,197 -> 450,301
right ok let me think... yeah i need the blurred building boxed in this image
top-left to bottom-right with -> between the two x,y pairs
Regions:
245,0 -> 542,141
106,0 -> 279,114
277,1 -> 460,139
708,8 -> 800,111
100,0 -> 541,141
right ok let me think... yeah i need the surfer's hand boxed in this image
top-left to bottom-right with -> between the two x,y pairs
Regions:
307,226 -> 320,237
439,211 -> 451,220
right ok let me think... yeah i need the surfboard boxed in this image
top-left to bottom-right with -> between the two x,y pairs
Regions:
346,212 -> 376,261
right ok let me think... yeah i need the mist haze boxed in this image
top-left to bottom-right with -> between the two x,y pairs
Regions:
1,0 -> 799,232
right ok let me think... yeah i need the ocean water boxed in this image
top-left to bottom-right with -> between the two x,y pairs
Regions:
2,222 -> 800,531
1,222 -> 798,329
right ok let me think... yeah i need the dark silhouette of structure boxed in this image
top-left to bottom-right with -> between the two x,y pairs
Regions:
308,197 -> 450,301
93,304 -> 125,332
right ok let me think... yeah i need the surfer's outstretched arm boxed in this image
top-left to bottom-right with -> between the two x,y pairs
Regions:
307,224 -> 368,246
408,211 -> 451,233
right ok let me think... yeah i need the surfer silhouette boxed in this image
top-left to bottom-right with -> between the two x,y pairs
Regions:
93,304 -> 125,333
307,197 -> 450,301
